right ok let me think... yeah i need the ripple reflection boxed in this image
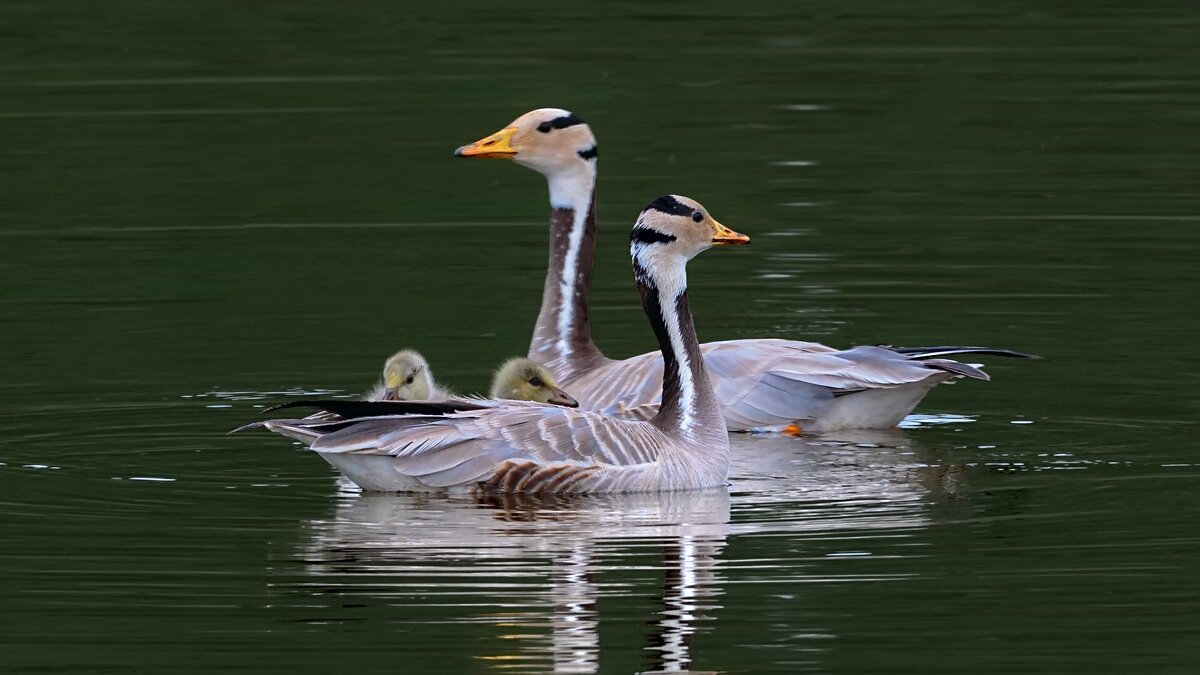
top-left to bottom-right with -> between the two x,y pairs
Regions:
285,433 -> 945,673
299,489 -> 729,673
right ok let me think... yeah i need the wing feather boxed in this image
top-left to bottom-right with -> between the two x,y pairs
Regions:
557,339 -> 1005,430
283,402 -> 667,489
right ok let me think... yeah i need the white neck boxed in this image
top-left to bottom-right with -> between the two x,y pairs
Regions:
547,162 -> 594,211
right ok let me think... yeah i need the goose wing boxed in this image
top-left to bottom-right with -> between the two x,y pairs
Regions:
729,342 -> 988,390
563,339 -> 987,429
259,401 -> 669,490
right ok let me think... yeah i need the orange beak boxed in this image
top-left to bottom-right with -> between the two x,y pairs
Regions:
454,126 -> 518,159
711,219 -> 750,245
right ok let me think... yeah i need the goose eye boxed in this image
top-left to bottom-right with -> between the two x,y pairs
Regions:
529,376 -> 544,388
537,121 -> 553,133
405,375 -> 415,385
691,211 -> 704,223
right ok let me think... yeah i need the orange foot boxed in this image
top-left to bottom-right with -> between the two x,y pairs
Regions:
782,423 -> 804,436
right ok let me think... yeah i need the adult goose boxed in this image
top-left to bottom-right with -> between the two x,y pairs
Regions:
455,108 -> 1035,433
240,196 -> 748,493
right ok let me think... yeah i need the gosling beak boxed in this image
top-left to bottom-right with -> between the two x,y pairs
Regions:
455,126 -> 518,159
547,386 -> 579,408
380,388 -> 399,401
711,219 -> 750,246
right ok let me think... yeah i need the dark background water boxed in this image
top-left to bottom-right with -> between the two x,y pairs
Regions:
2,1 -> 1198,673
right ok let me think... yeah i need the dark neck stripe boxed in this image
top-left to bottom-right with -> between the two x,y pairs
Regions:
636,278 -> 703,432
632,257 -> 655,289
646,195 -> 694,218
537,113 -> 586,133
630,226 -> 677,246
638,282 -> 677,398
577,145 -> 598,160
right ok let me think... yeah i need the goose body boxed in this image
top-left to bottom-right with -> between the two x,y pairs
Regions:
243,196 -> 748,493
455,108 -> 1036,432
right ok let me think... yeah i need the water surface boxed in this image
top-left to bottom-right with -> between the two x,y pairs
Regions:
2,2 -> 1199,672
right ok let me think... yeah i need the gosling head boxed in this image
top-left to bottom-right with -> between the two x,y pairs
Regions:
630,195 -> 750,281
455,108 -> 598,177
380,349 -> 435,401
490,357 -> 579,407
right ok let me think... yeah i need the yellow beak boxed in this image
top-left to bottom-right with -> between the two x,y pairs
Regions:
711,219 -> 750,246
455,126 -> 518,159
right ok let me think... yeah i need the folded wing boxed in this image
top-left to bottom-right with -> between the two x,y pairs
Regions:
255,401 -> 669,491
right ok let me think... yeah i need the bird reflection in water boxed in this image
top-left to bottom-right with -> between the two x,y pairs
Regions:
289,430 -> 960,673
296,487 -> 731,673
640,535 -> 724,675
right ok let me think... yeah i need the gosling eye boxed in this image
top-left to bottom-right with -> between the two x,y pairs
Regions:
405,375 -> 415,385
529,376 -> 544,388
537,121 -> 553,133
691,211 -> 704,223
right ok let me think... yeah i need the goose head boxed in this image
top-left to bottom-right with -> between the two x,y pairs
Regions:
379,349 -> 435,401
490,357 -> 579,407
631,195 -> 750,280
455,108 -> 598,178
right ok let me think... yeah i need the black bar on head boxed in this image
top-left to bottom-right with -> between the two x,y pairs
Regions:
630,227 -> 678,245
537,113 -> 586,133
577,145 -> 598,160
645,195 -> 694,218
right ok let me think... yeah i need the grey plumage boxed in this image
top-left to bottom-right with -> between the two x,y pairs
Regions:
456,108 -> 1037,432
238,196 -> 746,494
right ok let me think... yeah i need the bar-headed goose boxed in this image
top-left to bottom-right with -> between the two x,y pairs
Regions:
455,108 -> 1036,433
240,196 -> 748,493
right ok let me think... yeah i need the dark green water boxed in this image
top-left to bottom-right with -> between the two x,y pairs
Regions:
3,2 -> 1199,672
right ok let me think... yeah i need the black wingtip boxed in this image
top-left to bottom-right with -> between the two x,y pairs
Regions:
261,401 -> 306,415
257,399 -> 487,419
922,359 -> 991,381
887,345 -> 1042,360
229,421 -> 266,434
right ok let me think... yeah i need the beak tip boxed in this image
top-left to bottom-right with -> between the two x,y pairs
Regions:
552,389 -> 580,408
